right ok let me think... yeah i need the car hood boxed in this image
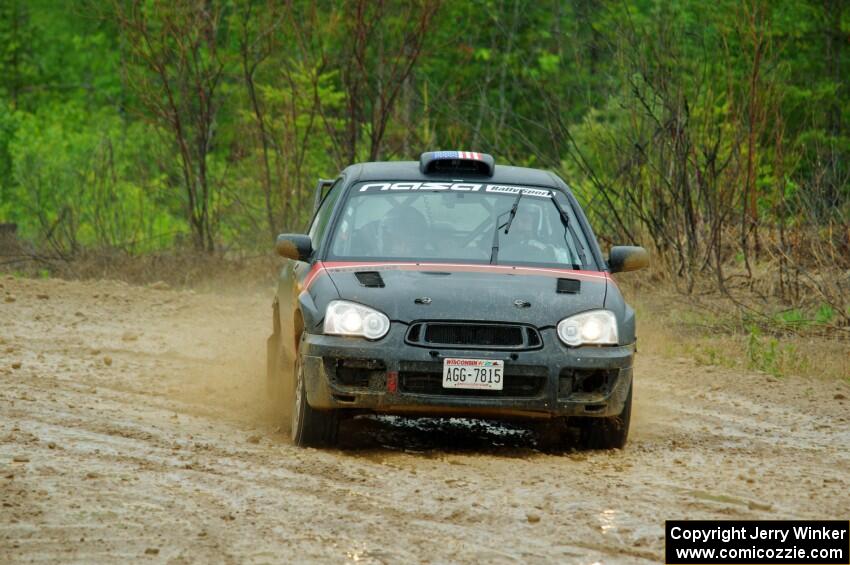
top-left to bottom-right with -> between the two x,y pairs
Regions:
319,262 -> 608,327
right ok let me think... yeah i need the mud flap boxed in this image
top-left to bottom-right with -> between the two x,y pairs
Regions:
301,355 -> 336,409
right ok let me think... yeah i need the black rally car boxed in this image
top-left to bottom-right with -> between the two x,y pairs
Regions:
268,151 -> 648,449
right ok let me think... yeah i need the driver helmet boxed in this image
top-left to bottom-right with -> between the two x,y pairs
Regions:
379,206 -> 429,255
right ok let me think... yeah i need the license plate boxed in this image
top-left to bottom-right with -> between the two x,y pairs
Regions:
442,358 -> 504,390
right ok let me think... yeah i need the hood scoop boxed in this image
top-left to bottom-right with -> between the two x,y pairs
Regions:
355,271 -> 385,288
557,278 -> 581,294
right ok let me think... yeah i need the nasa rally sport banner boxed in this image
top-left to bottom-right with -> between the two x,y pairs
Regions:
665,520 -> 849,564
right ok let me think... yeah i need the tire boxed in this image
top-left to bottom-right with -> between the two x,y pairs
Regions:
290,343 -> 338,447
266,332 -> 293,430
579,382 -> 632,450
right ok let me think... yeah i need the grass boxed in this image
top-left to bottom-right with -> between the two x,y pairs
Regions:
631,288 -> 850,383
774,304 -> 838,329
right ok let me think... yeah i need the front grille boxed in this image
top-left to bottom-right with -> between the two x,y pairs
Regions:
426,324 -> 521,346
406,322 -> 542,350
399,362 -> 547,397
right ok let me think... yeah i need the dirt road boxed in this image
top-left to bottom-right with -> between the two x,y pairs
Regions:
1,276 -> 848,563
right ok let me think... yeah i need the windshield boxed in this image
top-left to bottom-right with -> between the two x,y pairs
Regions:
327,182 -> 596,269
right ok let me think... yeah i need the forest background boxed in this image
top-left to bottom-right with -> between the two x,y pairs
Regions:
0,0 -> 847,376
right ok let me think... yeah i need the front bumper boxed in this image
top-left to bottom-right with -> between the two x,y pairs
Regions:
301,325 -> 634,420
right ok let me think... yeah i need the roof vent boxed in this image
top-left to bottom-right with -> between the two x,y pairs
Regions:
420,150 -> 495,176
557,278 -> 581,294
355,271 -> 385,288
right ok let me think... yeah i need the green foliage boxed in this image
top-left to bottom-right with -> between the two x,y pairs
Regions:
776,309 -> 806,327
8,102 -> 183,253
0,0 -> 847,272
814,304 -> 835,324
746,325 -> 785,377
774,304 -> 839,329
745,324 -> 811,378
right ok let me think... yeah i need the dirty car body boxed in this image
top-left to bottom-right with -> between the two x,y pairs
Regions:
269,152 -> 648,449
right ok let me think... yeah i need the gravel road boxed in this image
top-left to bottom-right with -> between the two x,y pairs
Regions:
1,276 -> 848,563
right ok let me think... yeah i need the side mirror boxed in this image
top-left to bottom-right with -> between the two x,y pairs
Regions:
276,234 -> 313,261
608,246 -> 649,274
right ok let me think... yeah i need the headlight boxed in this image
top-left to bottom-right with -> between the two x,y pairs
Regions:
557,310 -> 618,346
323,300 -> 390,340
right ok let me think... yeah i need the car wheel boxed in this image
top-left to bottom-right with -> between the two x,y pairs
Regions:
266,332 -> 293,429
579,382 -> 632,450
290,342 -> 338,447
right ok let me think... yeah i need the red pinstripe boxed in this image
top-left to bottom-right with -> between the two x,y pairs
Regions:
300,260 -> 612,293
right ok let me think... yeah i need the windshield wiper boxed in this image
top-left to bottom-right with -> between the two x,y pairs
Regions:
489,190 -> 524,264
548,192 -> 588,267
